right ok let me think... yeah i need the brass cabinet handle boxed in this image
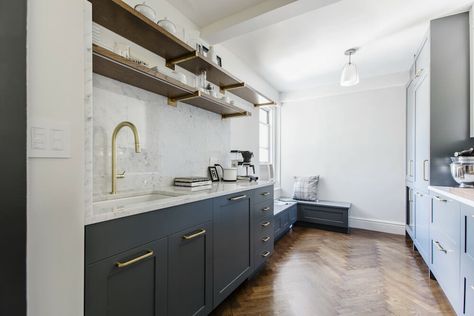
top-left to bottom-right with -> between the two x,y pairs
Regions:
434,241 -> 448,254
261,192 -> 270,196
434,196 -> 447,202
262,236 -> 271,242
416,68 -> 424,77
262,207 -> 271,212
423,160 -> 429,181
229,194 -> 247,201
116,250 -> 154,268
261,221 -> 271,227
182,228 -> 206,240
261,251 -> 271,257
409,160 -> 414,177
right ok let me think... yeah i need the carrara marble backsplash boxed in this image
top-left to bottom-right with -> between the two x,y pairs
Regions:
93,74 -> 230,199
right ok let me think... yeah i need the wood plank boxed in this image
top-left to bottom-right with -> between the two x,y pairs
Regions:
90,0 -> 194,60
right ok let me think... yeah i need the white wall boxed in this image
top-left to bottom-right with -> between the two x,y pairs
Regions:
27,0 -> 86,315
281,85 -> 406,234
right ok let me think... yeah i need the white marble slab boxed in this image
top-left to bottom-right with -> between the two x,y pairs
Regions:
86,181 -> 274,225
429,186 -> 474,208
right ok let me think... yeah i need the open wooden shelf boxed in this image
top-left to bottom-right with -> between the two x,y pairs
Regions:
92,45 -> 251,118
89,0 -> 276,107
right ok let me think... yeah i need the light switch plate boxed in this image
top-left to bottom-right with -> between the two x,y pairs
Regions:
28,119 -> 71,158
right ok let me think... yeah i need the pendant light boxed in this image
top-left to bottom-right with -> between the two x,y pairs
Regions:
340,48 -> 359,87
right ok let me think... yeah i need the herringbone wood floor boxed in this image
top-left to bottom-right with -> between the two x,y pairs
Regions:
212,227 -> 455,316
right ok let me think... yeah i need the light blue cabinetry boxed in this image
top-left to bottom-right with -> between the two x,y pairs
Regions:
461,205 -> 474,315
414,190 -> 431,263
430,193 -> 460,314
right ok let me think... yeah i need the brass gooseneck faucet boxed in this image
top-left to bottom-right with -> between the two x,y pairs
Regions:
111,121 -> 141,194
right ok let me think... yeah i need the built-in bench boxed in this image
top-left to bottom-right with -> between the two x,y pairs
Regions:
279,198 -> 351,234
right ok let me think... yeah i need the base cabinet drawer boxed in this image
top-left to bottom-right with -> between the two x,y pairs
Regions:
432,195 -> 460,243
462,258 -> 474,315
168,222 -> 212,316
431,231 -> 460,312
299,205 -> 347,228
255,238 -> 273,269
85,238 -> 167,316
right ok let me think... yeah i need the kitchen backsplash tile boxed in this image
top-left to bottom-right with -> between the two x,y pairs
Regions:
93,74 -> 231,199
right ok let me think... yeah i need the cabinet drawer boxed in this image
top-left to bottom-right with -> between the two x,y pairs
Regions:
257,218 -> 273,237
298,205 -> 348,228
432,194 -> 460,244
462,256 -> 474,315
462,205 -> 474,262
254,199 -> 273,222
253,185 -> 273,204
431,230 -> 460,310
255,237 -> 273,268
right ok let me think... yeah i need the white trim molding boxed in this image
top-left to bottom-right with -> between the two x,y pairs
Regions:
349,216 -> 405,235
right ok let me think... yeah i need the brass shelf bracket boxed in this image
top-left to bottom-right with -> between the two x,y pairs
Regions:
168,91 -> 200,106
166,51 -> 198,69
222,111 -> 251,119
219,82 -> 245,93
254,101 -> 276,107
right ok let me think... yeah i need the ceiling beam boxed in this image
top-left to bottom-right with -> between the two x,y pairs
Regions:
201,0 -> 342,44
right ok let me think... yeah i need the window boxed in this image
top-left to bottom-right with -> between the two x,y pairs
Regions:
259,108 -> 272,164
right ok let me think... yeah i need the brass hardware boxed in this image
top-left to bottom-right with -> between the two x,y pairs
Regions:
116,171 -> 126,179
182,228 -> 206,240
168,91 -> 200,106
219,82 -> 245,93
116,250 -> 154,268
471,285 -> 474,291
434,241 -> 447,254
409,160 -> 414,177
415,192 -> 424,197
261,251 -> 271,257
261,221 -> 271,227
221,111 -> 252,119
423,160 -> 429,181
415,68 -> 424,77
262,236 -> 271,242
262,207 -> 271,212
261,192 -> 270,196
254,101 -> 276,107
165,51 -> 198,69
229,194 -> 247,201
111,121 -> 141,194
434,196 -> 447,202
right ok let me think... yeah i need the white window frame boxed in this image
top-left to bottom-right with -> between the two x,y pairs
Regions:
259,107 -> 280,187
259,108 -> 273,164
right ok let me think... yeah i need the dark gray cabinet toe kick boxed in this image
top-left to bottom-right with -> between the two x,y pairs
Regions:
85,184 -> 274,316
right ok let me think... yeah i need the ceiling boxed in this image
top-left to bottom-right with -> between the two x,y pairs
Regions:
171,0 -> 474,92
169,0 -> 271,27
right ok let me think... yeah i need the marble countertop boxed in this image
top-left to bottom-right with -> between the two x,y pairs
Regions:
86,180 -> 274,225
429,186 -> 474,208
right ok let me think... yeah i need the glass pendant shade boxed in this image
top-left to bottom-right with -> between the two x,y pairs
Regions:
340,62 -> 359,87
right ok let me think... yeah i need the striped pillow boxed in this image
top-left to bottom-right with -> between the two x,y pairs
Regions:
292,176 -> 319,201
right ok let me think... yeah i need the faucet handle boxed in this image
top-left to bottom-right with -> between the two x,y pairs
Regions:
116,171 -> 126,179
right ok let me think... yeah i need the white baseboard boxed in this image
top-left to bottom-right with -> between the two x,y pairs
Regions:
349,216 -> 405,235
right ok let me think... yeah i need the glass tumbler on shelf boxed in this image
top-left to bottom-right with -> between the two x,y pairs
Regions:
114,42 -> 130,59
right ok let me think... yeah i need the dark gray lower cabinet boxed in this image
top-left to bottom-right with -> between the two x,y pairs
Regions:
212,191 -> 252,307
85,238 -> 168,316
274,204 -> 297,241
168,222 -> 212,316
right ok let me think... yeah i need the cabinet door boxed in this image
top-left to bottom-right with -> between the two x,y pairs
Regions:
289,205 -> 297,224
407,187 -> 415,234
414,73 -> 430,190
85,238 -> 167,316
406,82 -> 416,182
213,192 -> 251,307
461,205 -> 474,315
168,222 -> 212,316
462,258 -> 474,315
462,205 -> 474,262
414,191 -> 430,263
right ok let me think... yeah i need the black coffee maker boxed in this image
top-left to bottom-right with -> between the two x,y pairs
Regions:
231,150 -> 258,182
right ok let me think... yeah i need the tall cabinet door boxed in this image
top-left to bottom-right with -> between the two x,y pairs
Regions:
414,73 -> 430,190
406,82 -> 415,183
414,191 -> 431,263
85,238 -> 167,316
213,192 -> 252,307
168,222 -> 212,316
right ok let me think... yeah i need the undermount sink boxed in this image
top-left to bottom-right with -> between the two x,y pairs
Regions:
93,191 -> 185,210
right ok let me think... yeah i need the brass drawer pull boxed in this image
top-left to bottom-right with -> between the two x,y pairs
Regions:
434,241 -> 447,254
434,196 -> 447,202
423,160 -> 429,181
261,221 -> 271,227
183,228 -> 206,240
262,236 -> 271,242
262,207 -> 271,212
116,250 -> 154,268
415,68 -> 424,77
229,194 -> 247,201
261,251 -> 271,257
261,192 -> 270,196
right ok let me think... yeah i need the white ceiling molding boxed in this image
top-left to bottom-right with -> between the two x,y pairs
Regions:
280,72 -> 410,104
201,0 -> 341,44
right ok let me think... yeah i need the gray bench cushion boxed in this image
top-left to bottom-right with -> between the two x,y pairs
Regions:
279,198 -> 351,210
